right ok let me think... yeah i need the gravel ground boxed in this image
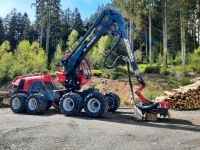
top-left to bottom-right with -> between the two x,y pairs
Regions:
0,107 -> 200,150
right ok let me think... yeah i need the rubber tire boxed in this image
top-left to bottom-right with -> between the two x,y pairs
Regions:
10,93 -> 27,113
26,94 -> 47,114
46,102 -> 52,110
84,92 -> 108,118
80,88 -> 98,100
59,92 -> 83,116
105,92 -> 120,112
52,101 -> 60,110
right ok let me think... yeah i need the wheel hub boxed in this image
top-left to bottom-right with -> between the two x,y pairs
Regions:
87,98 -> 101,113
12,98 -> 20,110
28,98 -> 37,111
63,98 -> 74,111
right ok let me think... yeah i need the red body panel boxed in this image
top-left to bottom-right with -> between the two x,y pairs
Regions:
12,73 -> 54,92
158,101 -> 170,109
55,70 -> 66,83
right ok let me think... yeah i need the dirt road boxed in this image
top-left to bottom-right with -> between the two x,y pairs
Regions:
0,108 -> 200,150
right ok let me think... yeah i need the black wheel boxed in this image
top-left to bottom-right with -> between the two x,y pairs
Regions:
26,94 -> 47,114
52,101 -> 60,110
80,88 -> 99,100
59,92 -> 83,116
105,92 -> 120,112
84,92 -> 108,118
46,102 -> 52,110
10,93 -> 27,113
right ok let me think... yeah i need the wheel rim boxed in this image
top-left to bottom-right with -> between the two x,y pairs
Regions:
12,98 -> 21,110
63,98 -> 74,111
107,96 -> 114,108
87,98 -> 101,113
28,98 -> 37,111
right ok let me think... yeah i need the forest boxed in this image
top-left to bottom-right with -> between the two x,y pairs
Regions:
0,0 -> 200,85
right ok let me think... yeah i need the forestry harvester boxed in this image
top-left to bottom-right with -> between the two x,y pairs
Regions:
10,9 -> 170,119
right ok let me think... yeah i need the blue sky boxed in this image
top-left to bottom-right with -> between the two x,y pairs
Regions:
0,0 -> 111,22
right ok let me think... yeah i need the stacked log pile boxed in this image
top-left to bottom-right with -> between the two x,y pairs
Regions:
0,91 -> 10,108
164,81 -> 200,111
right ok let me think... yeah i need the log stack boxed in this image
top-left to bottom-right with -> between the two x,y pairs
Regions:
0,91 -> 10,108
164,81 -> 200,111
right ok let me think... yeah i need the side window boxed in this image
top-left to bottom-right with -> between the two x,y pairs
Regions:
18,79 -> 25,90
28,82 -> 43,92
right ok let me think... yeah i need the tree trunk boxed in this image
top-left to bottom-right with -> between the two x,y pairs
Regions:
46,17 -> 51,57
139,41 -> 142,62
40,18 -> 44,47
145,27 -> 148,63
163,0 -> 168,67
197,3 -> 200,46
180,10 -> 186,66
149,10 -> 152,64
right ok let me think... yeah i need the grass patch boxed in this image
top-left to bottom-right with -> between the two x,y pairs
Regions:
144,65 -> 160,74
92,69 -> 104,77
180,77 -> 193,86
143,80 -> 163,100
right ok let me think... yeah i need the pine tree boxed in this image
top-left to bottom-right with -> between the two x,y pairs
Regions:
61,8 -> 72,48
7,10 -> 18,49
0,18 -> 5,44
28,25 -> 38,43
73,8 -> 84,36
34,0 -> 61,62
21,13 -> 31,40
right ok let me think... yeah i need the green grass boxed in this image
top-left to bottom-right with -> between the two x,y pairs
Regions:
92,69 -> 104,77
143,80 -> 163,100
179,77 -> 193,86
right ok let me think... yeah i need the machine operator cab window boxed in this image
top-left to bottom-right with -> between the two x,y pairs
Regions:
75,59 -> 92,85
76,59 -> 91,79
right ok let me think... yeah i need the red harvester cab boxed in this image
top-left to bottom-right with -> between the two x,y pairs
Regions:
56,51 -> 92,86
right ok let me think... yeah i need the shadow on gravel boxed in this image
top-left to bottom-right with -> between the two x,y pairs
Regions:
73,109 -> 200,133
11,108 -> 200,132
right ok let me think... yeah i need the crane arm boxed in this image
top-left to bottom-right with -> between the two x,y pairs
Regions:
62,9 -> 145,99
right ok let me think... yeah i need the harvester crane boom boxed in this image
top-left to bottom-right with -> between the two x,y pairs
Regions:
61,9 -> 145,99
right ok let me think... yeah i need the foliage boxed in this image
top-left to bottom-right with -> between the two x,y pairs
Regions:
89,35 -> 113,69
189,47 -> 200,73
102,70 -> 126,79
0,40 -> 47,84
73,8 -> 85,36
50,42 -> 63,71
134,50 -> 142,63
157,54 -> 163,65
174,51 -> 182,65
144,64 -> 160,74
0,18 -> 5,44
67,29 -> 79,51
179,77 -> 193,86
92,70 -> 104,77
159,66 -> 170,75
138,64 -> 148,73
143,80 -> 163,100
